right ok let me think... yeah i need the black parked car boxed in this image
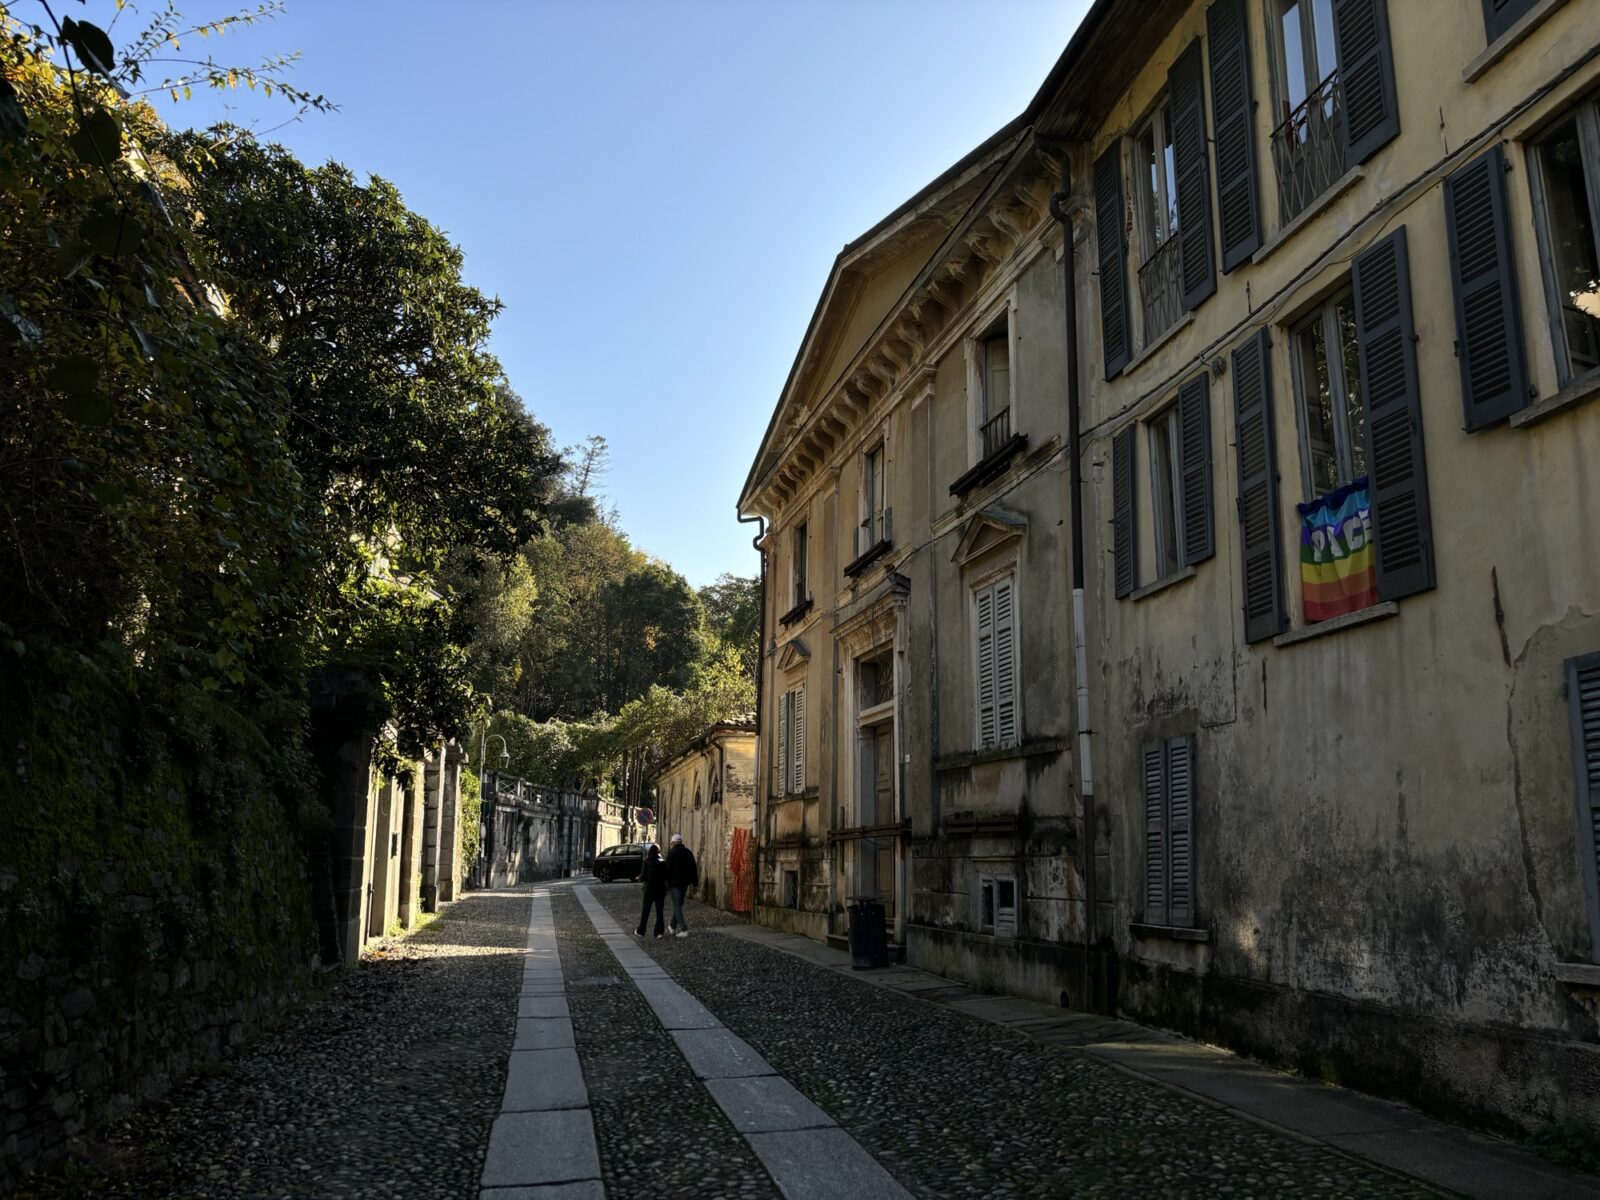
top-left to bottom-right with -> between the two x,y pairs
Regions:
593,842 -> 650,883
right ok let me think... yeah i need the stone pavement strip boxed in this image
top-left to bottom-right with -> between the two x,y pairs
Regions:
479,888 -> 603,1200
573,883 -> 914,1200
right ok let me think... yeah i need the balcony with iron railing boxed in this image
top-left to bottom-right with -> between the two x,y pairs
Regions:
980,406 -> 1012,460
1137,234 -> 1184,345
1270,72 -> 1347,225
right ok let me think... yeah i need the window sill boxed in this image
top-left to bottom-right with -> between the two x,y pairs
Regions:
1131,922 -> 1211,943
935,736 -> 1066,773
950,434 -> 1029,497
1509,369 -> 1600,429
843,538 -> 893,578
1125,312 -> 1195,375
1464,0 -> 1568,83
1554,962 -> 1600,988
778,597 -> 813,627
1252,168 -> 1366,268
1130,565 -> 1197,602
1272,600 -> 1399,647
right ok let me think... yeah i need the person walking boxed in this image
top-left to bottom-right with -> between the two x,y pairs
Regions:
635,843 -> 668,938
665,833 -> 699,938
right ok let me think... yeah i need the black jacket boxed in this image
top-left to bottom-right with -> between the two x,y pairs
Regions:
665,843 -> 699,889
640,856 -> 668,897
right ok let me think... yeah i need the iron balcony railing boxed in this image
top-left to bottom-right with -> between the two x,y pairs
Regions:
1270,71 -> 1346,225
1137,233 -> 1183,344
855,507 -> 893,557
980,406 -> 1013,460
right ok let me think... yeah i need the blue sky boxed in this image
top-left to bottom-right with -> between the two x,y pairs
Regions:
113,0 -> 1090,587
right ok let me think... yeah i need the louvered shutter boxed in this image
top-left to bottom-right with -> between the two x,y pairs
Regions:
1169,38 -> 1217,311
1095,143 -> 1132,379
790,685 -> 805,794
777,690 -> 789,796
1112,425 -> 1137,598
1167,736 -> 1195,927
1483,0 -> 1540,42
1143,742 -> 1168,926
993,578 -> 1017,746
1332,0 -> 1400,169
1207,0 -> 1262,271
975,585 -> 997,748
1445,147 -> 1530,431
1178,372 -> 1215,565
1232,330 -> 1285,642
1566,653 -> 1600,961
1353,227 -> 1435,601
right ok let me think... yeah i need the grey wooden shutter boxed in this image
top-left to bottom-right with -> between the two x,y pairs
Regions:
777,689 -> 789,796
1566,652 -> 1600,961
1232,330 -> 1285,642
1167,736 -> 1195,927
1169,38 -> 1217,312
1095,144 -> 1132,379
1445,146 -> 1531,431
790,685 -> 805,794
1207,0 -> 1262,271
1112,425 -> 1137,598
1178,371 -> 1215,565
1483,0 -> 1540,42
976,585 -> 997,747
1353,227 -> 1435,600
1332,0 -> 1400,169
993,578 -> 1017,746
1142,742 -> 1168,926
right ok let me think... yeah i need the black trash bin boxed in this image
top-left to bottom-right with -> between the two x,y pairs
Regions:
847,897 -> 888,969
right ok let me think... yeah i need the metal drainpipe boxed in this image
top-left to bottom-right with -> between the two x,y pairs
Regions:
738,512 -> 767,917
1050,156 -> 1099,1011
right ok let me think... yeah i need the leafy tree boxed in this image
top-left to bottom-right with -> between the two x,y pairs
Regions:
596,562 -> 703,711
699,572 -> 760,680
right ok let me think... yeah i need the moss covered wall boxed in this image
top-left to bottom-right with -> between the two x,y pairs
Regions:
0,660 -> 318,1188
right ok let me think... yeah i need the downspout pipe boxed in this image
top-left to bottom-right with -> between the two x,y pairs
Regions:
738,512 -> 767,916
1050,155 -> 1100,1008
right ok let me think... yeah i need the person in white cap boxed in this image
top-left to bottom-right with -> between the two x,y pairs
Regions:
664,833 -> 699,937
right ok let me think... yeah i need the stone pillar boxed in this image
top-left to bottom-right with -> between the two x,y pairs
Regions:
309,667 -> 385,969
420,744 -> 444,913
398,771 -> 420,927
368,778 -> 395,938
438,740 -> 465,903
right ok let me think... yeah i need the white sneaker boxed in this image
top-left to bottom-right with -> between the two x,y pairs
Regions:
676,930 -> 688,938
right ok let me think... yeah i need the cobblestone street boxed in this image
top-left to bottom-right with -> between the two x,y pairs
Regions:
24,882 -> 1598,1199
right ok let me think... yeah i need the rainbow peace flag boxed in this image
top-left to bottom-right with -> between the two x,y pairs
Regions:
1297,478 -> 1377,623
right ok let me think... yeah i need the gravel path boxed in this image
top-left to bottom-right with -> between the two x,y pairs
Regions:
27,888 -> 530,1200
550,887 -> 777,1199
589,884 -> 1440,1199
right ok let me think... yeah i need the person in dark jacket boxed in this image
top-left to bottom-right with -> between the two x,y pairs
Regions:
635,844 -> 668,938
664,833 -> 699,937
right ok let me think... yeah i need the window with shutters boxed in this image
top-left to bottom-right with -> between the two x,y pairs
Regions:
972,575 -> 1018,750
776,684 -> 806,796
977,319 -> 1014,461
1134,98 -> 1185,342
1482,0 -> 1545,45
1149,406 -> 1183,581
1142,735 -> 1196,929
1290,291 -> 1367,498
1566,652 -> 1600,962
977,873 -> 1018,938
1267,0 -> 1398,224
1528,102 -> 1600,389
792,521 -> 809,609
860,441 -> 887,553
1118,372 -> 1214,598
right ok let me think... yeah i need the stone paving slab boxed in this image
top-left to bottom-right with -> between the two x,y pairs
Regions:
513,1016 -> 577,1051
671,1026 -> 778,1080
502,1048 -> 589,1113
632,976 -> 721,1029
745,1127 -> 914,1200
481,1183 -> 606,1200
704,1075 -> 835,1133
518,993 -> 571,1020
481,1109 -> 600,1189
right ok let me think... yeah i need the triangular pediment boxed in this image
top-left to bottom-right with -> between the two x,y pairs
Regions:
952,507 -> 1027,566
777,639 -> 810,672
